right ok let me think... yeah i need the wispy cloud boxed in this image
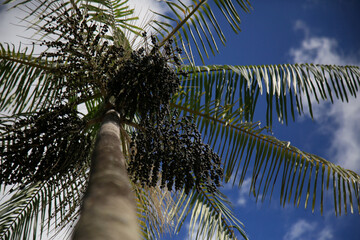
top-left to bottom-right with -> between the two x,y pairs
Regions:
317,227 -> 334,240
129,0 -> 167,18
236,178 -> 252,206
283,219 -> 315,240
290,22 -> 358,65
223,176 -> 253,207
289,20 -> 360,173
283,219 -> 333,240
127,0 -> 168,33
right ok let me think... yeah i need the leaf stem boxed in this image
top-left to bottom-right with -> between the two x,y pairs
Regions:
158,0 -> 207,47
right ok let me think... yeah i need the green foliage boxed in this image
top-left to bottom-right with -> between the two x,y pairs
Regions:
172,187 -> 247,240
151,0 -> 252,63
0,170 -> 88,240
177,64 -> 360,126
0,43 -> 58,113
0,0 -> 360,240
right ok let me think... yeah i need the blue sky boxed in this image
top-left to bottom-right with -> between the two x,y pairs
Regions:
207,1 -> 360,239
167,0 -> 360,239
1,0 -> 360,239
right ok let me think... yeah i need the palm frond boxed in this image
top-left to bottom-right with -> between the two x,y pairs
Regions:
4,0 -> 73,40
0,168 -> 88,240
173,103 -> 360,216
3,0 -> 137,49
80,0 -> 143,48
135,185 -> 177,240
150,0 -> 252,64
177,64 -> 360,126
169,187 -> 247,240
0,43 -> 60,113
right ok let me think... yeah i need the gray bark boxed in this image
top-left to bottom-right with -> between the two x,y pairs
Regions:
72,110 -> 139,240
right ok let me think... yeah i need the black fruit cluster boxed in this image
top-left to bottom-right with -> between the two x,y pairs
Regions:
128,108 -> 223,194
109,34 -> 181,119
0,105 -> 91,186
40,10 -> 181,120
40,9 -> 123,100
32,9 -> 222,194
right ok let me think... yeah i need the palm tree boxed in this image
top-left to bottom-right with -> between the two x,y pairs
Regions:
0,0 -> 359,239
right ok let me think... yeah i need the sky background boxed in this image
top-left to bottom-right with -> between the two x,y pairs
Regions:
1,0 -> 360,239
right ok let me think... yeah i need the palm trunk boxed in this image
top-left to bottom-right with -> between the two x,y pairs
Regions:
72,110 -> 139,240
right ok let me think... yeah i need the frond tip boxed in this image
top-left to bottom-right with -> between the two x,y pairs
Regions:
172,188 -> 248,240
151,0 -> 252,63
0,170 -> 88,240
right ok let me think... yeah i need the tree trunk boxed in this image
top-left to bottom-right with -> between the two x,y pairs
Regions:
72,110 -> 139,240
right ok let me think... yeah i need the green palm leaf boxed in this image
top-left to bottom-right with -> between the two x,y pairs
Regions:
177,64 -> 360,126
0,107 -> 92,239
1,0 -> 360,239
135,185 -> 176,240
0,169 -> 89,240
0,43 -> 59,113
172,102 -> 360,216
170,187 -> 247,240
151,0 -> 252,63
80,0 -> 142,48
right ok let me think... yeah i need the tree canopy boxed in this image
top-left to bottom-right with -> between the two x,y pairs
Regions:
0,0 -> 360,239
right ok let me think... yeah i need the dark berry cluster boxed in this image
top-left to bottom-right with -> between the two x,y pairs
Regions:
25,9 -> 222,194
128,108 -> 223,194
40,10 -> 181,120
0,105 -> 91,186
39,10 -> 124,100
108,33 -> 181,119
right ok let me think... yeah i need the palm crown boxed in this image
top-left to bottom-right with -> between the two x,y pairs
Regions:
0,0 -> 359,239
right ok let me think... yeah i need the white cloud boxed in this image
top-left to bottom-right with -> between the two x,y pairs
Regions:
125,0 -> 168,44
290,36 -> 358,65
293,20 -> 310,39
290,20 -> 358,65
283,219 -> 333,240
289,20 -> 360,173
0,3 -> 35,46
224,177 -> 258,207
128,0 -> 167,22
283,219 -> 315,240
318,227 -> 334,240
236,178 -> 252,206
317,98 -> 360,172
290,20 -> 360,66
290,37 -> 338,64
